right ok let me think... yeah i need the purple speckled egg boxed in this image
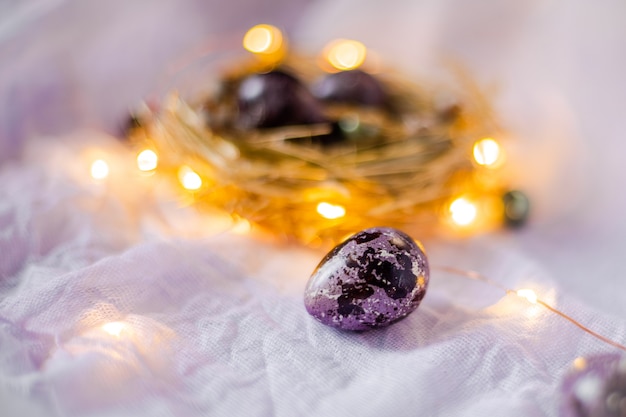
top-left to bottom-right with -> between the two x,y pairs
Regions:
312,70 -> 388,108
236,70 -> 327,129
304,227 -> 429,331
560,353 -> 626,417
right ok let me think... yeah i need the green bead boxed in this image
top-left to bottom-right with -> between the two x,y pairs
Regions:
502,190 -> 530,228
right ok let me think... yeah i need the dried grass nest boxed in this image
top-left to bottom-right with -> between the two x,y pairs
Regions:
127,58 -> 506,247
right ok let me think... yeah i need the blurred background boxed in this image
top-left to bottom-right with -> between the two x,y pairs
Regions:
1,0 -> 625,314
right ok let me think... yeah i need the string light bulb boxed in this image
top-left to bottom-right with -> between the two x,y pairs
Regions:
101,321 -> 125,337
232,219 -> 252,235
317,202 -> 346,219
90,159 -> 110,180
178,166 -> 203,191
324,39 -> 367,71
449,197 -> 478,226
473,138 -> 503,168
136,149 -> 158,172
516,289 -> 538,304
243,24 -> 284,55
573,357 -> 588,371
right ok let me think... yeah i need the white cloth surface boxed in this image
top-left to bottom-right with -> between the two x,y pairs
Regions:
2,1 -> 626,416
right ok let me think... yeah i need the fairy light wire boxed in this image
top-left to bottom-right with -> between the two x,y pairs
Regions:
433,265 -> 626,352
533,298 -> 626,352
435,265 -> 508,292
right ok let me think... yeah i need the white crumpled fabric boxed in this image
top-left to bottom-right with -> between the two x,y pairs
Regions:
2,1 -> 626,416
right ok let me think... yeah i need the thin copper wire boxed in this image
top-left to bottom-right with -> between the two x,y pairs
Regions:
433,265 -> 509,292
535,299 -> 626,352
433,265 -> 626,353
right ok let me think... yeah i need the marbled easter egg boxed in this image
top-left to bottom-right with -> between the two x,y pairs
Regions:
304,227 -> 429,331
561,354 -> 626,417
312,69 -> 388,107
236,70 -> 327,129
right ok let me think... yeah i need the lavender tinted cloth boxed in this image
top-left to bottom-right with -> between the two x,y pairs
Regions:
2,0 -> 626,416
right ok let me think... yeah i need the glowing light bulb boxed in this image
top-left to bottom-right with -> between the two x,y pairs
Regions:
573,357 -> 587,371
243,24 -> 283,54
317,202 -> 346,219
90,159 -> 110,180
101,322 -> 125,337
178,166 -> 202,191
516,289 -> 538,304
137,149 -> 158,171
232,219 -> 251,235
473,138 -> 502,167
324,39 -> 367,71
449,197 -> 477,226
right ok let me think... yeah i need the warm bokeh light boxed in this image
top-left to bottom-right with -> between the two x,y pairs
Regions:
324,39 -> 367,71
473,138 -> 502,167
101,322 -> 125,337
137,149 -> 158,172
232,219 -> 252,235
516,289 -> 538,304
90,159 -> 110,180
449,197 -> 477,226
317,202 -> 346,219
573,357 -> 587,371
178,166 -> 202,190
243,24 -> 283,54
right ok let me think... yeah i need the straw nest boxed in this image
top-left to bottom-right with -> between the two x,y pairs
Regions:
128,58 -> 503,247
